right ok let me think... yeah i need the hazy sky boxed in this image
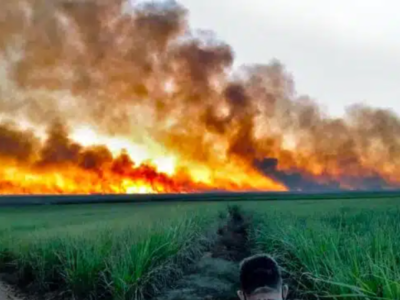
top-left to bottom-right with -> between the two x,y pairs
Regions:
179,0 -> 400,117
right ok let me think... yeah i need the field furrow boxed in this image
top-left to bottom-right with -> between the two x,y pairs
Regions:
1,198 -> 400,300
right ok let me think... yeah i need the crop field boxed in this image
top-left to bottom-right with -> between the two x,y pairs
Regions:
0,203 -> 224,299
0,197 -> 400,300
250,198 -> 400,299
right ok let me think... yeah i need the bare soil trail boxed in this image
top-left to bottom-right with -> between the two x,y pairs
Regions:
0,280 -> 21,300
156,205 -> 252,300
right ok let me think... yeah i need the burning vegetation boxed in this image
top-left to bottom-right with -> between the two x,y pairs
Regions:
0,0 -> 400,194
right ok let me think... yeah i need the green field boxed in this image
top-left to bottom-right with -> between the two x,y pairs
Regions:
1,198 -> 400,300
250,199 -> 400,299
0,203 -> 224,299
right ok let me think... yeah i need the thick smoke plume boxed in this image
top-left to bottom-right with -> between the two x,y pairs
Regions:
0,0 -> 400,193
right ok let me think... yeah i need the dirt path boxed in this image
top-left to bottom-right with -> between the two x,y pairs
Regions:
0,281 -> 20,300
156,205 -> 251,300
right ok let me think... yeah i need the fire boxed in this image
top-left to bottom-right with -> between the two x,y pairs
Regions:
71,126 -> 177,176
0,0 -> 400,194
0,122 -> 286,194
0,162 -> 173,195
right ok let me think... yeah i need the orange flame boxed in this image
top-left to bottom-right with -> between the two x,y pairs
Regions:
0,121 -> 286,194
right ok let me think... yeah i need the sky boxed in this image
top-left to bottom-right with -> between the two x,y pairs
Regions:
178,0 -> 400,117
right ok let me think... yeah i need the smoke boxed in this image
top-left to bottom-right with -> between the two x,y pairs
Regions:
0,122 -> 37,162
1,0 -> 400,193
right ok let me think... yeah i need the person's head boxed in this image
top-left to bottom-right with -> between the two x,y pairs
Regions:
237,254 -> 288,300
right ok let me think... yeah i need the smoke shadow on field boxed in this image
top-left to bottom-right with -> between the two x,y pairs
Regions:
156,205 -> 251,300
254,158 -> 389,192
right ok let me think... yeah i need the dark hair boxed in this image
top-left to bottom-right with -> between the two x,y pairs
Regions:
239,254 -> 282,295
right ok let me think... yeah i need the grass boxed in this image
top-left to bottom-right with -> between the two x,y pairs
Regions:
249,198 -> 400,299
0,202 -> 224,299
1,198 -> 400,300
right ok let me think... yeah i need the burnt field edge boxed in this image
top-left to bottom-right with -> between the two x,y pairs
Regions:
1,190 -> 400,206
